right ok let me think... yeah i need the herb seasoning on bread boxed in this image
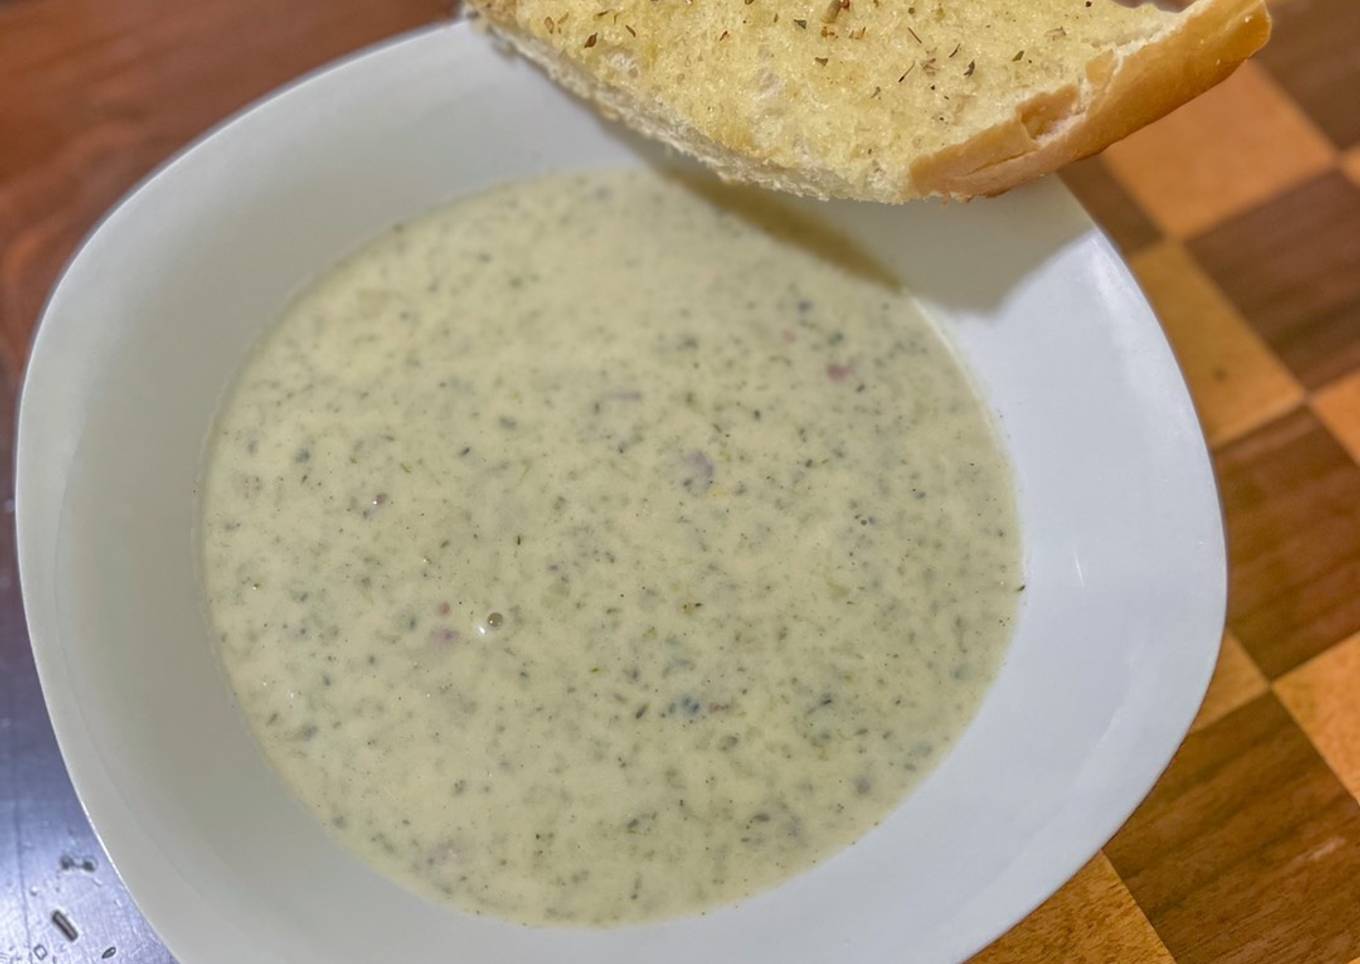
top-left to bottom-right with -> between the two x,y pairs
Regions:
468,0 -> 1270,200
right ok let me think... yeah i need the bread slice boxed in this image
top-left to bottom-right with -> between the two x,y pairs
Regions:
467,0 -> 1270,201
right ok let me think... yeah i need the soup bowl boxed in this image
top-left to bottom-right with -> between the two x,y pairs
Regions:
17,21 -> 1224,964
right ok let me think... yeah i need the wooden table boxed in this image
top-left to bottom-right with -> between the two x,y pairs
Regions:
3,1 -> 1358,961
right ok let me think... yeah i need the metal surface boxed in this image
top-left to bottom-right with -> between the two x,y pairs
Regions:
1,370 -> 172,964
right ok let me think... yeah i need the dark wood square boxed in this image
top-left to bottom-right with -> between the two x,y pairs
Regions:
1215,406 -> 1360,677
1258,0 -> 1360,149
1106,694 -> 1360,964
1060,155 -> 1162,255
1190,172 -> 1360,389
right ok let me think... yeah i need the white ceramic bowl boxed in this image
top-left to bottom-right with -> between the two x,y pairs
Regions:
17,22 -> 1224,964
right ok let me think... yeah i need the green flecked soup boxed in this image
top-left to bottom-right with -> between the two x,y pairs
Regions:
200,168 -> 1021,926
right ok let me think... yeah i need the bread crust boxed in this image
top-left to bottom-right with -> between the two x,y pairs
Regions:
910,0 -> 1272,197
472,0 -> 1270,202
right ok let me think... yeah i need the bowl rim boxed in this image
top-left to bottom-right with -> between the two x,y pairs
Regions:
16,21 -> 1225,964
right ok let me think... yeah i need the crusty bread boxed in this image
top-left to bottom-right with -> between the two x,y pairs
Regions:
467,0 -> 1270,201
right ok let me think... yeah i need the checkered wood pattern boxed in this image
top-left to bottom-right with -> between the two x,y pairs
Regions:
980,1 -> 1360,958
1,1 -> 1358,961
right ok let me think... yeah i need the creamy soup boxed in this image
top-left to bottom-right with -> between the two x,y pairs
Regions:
200,169 -> 1021,926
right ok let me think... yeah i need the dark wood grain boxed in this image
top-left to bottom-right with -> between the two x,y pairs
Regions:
1189,172 -> 1360,389
0,4 -> 450,961
1105,693 -> 1360,964
1258,0 -> 1360,149
0,0 -> 451,381
6,2 -> 1360,963
1216,407 -> 1360,677
1059,156 -> 1162,255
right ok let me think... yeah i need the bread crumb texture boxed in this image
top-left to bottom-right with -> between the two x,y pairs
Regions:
470,0 -> 1271,200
